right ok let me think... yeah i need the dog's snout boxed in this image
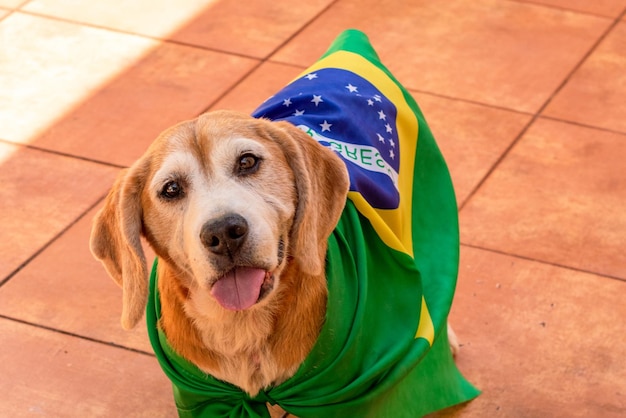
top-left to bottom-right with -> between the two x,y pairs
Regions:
200,214 -> 249,256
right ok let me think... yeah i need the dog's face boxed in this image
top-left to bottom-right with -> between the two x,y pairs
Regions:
143,116 -> 297,312
90,111 -> 349,329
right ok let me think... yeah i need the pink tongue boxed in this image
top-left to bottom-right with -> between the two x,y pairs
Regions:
211,267 -> 266,311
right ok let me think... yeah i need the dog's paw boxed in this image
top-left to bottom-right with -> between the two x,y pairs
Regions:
268,403 -> 291,418
447,323 -> 460,357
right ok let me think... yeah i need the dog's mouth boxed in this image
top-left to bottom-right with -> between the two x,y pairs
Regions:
210,267 -> 274,311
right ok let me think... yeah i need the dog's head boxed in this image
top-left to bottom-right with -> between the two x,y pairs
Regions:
90,111 -> 349,329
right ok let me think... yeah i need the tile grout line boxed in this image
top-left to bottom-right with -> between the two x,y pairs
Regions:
538,114 -> 626,137
0,139 -> 128,170
536,7 -> 626,116
197,60 -> 307,116
0,5 -> 15,22
458,10 -> 626,212
505,0 -> 626,19
0,313 -> 155,357
405,89 -> 626,137
408,88 -> 536,116
15,2 -> 335,65
460,243 -> 626,284
15,9 -> 263,61
0,0 -> 32,17
196,60 -> 266,116
0,195 -> 107,289
16,0 -> 32,9
196,0 -> 341,115
14,1 -> 354,67
0,187 -> 144,356
261,0 -> 341,62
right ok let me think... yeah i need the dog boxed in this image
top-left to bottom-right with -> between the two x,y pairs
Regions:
90,29 -> 478,418
91,111 -> 349,396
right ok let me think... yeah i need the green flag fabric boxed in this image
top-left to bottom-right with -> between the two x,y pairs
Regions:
146,29 -> 479,417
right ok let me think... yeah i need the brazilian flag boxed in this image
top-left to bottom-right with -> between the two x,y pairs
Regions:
147,29 -> 479,417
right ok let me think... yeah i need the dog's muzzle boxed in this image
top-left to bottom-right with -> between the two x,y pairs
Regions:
200,213 -> 275,311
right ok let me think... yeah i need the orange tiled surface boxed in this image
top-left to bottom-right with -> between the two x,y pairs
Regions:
1,1 -> 625,417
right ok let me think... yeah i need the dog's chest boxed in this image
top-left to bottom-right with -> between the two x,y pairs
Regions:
200,345 -> 290,396
190,307 -> 294,395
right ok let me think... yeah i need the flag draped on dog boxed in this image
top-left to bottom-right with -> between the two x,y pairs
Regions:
147,29 -> 479,417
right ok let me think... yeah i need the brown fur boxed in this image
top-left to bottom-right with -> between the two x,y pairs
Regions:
90,111 -> 349,396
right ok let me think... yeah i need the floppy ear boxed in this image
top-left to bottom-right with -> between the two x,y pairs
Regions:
90,160 -> 150,330
271,121 -> 349,276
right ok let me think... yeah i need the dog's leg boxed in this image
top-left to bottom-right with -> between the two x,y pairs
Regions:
447,323 -> 460,357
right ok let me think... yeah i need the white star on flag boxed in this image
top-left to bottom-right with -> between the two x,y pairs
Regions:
377,133 -> 385,143
311,95 -> 323,106
385,123 -> 393,133
373,94 -> 382,102
345,83 -> 358,93
293,109 -> 305,116
320,120 -> 332,132
378,110 -> 386,120
389,149 -> 395,159
367,99 -> 374,106
389,139 -> 395,148
283,98 -> 292,107
305,73 -> 318,80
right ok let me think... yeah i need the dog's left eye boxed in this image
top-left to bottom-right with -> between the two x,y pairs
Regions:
238,153 -> 261,174
160,180 -> 183,200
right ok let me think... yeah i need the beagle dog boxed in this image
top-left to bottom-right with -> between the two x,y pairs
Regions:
90,111 -> 349,397
89,31 -> 479,417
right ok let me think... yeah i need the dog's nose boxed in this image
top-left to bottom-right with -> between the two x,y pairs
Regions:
200,214 -> 249,256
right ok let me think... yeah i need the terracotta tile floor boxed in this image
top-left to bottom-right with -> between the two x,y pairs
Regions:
1,1 -> 625,417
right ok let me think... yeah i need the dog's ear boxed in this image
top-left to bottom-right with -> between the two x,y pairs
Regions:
271,121 -> 349,276
90,160 -> 150,330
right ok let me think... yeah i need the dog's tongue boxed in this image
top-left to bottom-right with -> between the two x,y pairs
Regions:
211,267 -> 266,311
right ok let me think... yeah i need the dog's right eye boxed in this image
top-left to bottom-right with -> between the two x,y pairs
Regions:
160,181 -> 183,200
237,153 -> 261,175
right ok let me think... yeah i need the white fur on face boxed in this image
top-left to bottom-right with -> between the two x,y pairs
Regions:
184,140 -> 285,285
146,135 -> 297,317
148,150 -> 200,279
